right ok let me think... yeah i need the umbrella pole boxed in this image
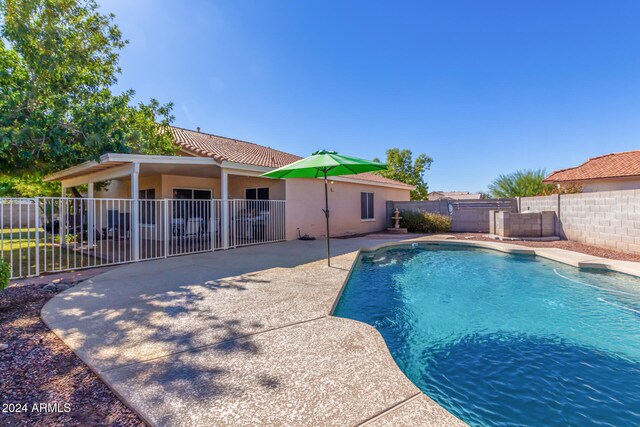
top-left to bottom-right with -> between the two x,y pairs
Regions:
324,169 -> 331,266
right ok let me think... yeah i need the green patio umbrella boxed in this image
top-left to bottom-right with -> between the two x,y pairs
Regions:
261,150 -> 387,266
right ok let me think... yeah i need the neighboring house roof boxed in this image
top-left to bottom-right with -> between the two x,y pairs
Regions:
543,150 -> 640,183
428,191 -> 482,200
171,126 -> 413,189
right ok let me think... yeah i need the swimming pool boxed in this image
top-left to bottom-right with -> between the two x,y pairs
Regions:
333,244 -> 640,427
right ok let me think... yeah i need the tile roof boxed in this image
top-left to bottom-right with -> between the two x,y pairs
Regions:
170,126 -> 301,168
170,126 -> 413,189
543,150 -> 640,183
348,172 -> 415,188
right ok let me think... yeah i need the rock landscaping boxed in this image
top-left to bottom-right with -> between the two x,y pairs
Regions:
0,277 -> 144,426
450,233 -> 640,263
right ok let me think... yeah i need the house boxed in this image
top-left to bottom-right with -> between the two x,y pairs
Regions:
543,150 -> 640,192
44,126 -> 413,251
428,191 -> 482,200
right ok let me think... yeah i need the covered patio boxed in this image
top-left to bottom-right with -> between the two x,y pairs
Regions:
38,153 -> 287,268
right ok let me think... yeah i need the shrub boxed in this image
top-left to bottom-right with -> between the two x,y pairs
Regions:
0,259 -> 9,290
400,210 -> 451,233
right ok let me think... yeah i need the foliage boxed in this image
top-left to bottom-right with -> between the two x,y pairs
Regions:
373,148 -> 433,200
488,169 -> 554,198
400,210 -> 451,233
538,182 -> 583,195
0,173 -> 60,197
0,0 -> 176,177
0,259 -> 9,289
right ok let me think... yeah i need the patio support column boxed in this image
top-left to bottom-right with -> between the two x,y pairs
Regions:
87,183 -> 94,249
221,168 -> 230,249
131,162 -> 140,261
60,184 -> 67,247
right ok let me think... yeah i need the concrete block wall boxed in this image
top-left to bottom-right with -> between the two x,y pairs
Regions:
451,208 -> 492,232
559,190 -> 640,253
520,189 -> 640,254
519,194 -> 559,214
390,200 -> 450,216
389,199 -> 517,233
541,211 -> 556,237
491,211 -> 556,238
2,201 -> 37,228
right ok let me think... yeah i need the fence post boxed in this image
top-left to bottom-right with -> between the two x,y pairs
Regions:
210,199 -> 215,251
87,184 -> 95,249
130,163 -> 140,261
164,199 -> 169,257
34,198 -> 40,276
221,169 -> 230,250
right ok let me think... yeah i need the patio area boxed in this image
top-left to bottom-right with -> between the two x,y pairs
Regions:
42,234 -> 464,426
41,235 -> 640,426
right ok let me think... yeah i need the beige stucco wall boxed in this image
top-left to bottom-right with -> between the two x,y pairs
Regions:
93,173 -> 412,242
95,174 -> 285,201
559,177 -> 640,193
95,179 -> 130,198
227,175 -> 286,200
285,178 -> 410,240
160,175 -> 220,199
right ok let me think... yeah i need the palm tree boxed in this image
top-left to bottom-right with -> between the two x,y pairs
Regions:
488,169 -> 553,198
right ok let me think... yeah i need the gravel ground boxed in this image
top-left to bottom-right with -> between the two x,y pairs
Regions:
448,233 -> 640,263
0,274 -> 144,427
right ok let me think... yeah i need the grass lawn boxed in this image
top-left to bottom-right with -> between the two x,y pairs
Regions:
1,228 -> 90,278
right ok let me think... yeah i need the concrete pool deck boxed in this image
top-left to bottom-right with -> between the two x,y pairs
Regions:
42,235 -> 640,426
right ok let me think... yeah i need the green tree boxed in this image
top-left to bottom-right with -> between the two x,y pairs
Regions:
0,0 -> 175,177
488,169 -> 554,198
0,173 -> 60,197
373,148 -> 433,200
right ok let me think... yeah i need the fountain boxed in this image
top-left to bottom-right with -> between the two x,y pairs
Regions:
387,208 -> 408,234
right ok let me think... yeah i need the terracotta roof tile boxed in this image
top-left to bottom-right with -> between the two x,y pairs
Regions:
347,172 -> 414,188
170,126 -> 413,188
171,126 -> 301,168
544,150 -> 640,183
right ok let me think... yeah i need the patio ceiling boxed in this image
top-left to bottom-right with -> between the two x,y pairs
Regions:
44,153 -> 282,189
44,153 -> 223,187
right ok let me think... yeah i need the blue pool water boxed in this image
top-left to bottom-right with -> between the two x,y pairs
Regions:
333,245 -> 640,427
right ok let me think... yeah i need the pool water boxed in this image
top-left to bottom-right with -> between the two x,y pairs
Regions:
333,245 -> 640,427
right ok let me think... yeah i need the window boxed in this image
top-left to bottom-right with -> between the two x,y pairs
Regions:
360,192 -> 374,220
245,187 -> 269,200
173,188 -> 212,200
139,189 -> 156,225
171,188 -> 212,220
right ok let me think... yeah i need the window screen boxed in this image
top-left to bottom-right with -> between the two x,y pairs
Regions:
360,192 -> 374,220
245,188 -> 269,200
139,189 -> 156,224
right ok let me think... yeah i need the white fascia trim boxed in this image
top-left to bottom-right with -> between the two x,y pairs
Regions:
60,163 -> 137,188
220,161 -> 275,177
103,153 -> 220,166
45,153 -> 221,182
44,160 -> 100,182
330,175 -> 415,191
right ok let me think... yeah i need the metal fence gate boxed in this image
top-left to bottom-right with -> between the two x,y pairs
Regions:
1,197 -> 286,279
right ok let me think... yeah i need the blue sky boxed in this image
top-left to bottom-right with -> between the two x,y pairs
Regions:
102,0 -> 640,192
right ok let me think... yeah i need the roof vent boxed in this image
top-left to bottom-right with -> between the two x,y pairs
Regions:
197,127 -> 201,133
